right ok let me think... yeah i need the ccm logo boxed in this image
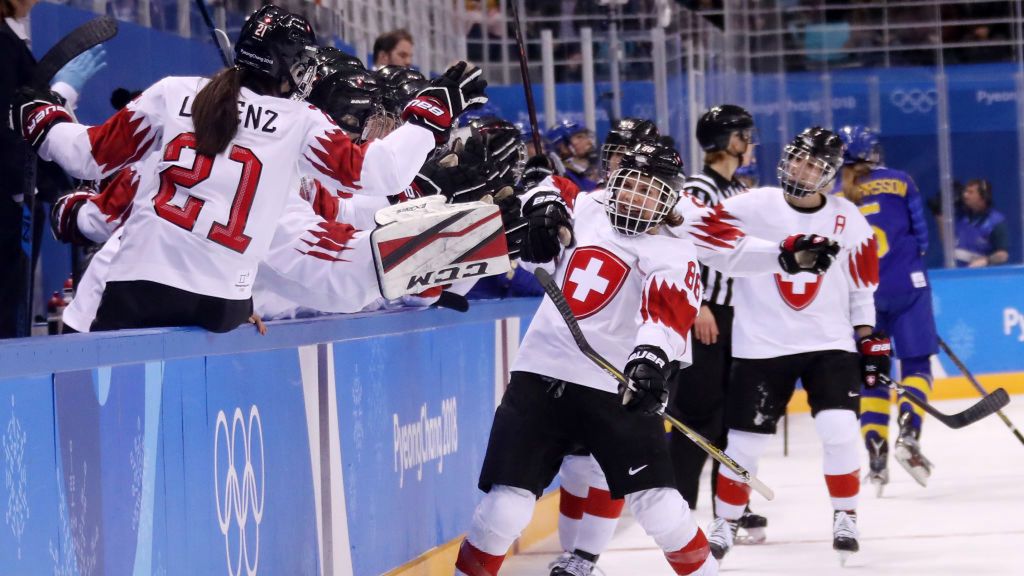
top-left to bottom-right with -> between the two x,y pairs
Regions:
407,262 -> 489,289
406,99 -> 446,117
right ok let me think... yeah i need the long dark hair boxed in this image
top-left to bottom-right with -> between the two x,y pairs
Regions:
192,67 -> 278,156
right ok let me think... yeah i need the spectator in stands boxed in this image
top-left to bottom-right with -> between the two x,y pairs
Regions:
953,179 -> 1009,268
372,28 -> 414,69
1,0 -> 106,338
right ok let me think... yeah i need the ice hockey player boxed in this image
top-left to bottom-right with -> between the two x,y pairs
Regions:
598,117 -> 660,179
836,125 -> 937,492
455,141 -> 719,576
669,104 -> 767,545
705,127 -> 887,566
24,4 -> 485,331
547,119 -> 600,191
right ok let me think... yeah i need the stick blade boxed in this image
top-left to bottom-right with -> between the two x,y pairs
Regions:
747,475 -> 775,501
33,16 -> 118,87
950,388 -> 1011,428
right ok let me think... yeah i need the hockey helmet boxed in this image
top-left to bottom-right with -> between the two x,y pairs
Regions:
362,65 -> 429,140
837,125 -> 882,166
696,104 -> 755,152
601,118 -> 660,176
547,119 -> 594,157
306,48 -> 379,137
449,115 -> 527,183
777,127 -> 845,198
235,5 -> 317,89
605,141 -> 684,236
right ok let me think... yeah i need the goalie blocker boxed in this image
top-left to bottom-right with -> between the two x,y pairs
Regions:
371,196 -> 512,299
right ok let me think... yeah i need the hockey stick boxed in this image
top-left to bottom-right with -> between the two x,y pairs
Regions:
533,268 -> 775,501
17,16 -> 119,335
879,373 -> 1009,430
508,0 -> 544,154
937,337 -> 1023,445
194,0 -> 234,67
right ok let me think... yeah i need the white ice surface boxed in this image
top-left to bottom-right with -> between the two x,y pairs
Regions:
502,396 -> 1024,575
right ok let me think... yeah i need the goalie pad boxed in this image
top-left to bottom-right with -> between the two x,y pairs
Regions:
371,196 -> 511,299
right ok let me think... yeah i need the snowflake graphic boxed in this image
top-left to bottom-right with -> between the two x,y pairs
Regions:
4,395 -> 28,560
948,320 -> 976,361
130,416 -> 144,532
50,441 -> 99,576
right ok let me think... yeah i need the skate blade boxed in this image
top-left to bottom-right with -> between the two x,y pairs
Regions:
894,447 -> 932,487
873,480 -> 885,498
838,550 -> 854,567
735,527 -> 767,545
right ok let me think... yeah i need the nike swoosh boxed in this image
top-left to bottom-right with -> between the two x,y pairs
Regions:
628,465 -> 649,476
848,391 -> 860,397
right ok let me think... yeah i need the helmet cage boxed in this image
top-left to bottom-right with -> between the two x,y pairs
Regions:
777,144 -> 839,198
604,168 -> 679,236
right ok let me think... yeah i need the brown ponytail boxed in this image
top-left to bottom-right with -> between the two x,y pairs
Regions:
192,67 -> 242,157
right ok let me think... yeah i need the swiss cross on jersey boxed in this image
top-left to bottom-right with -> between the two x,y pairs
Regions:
562,246 -> 631,319
774,272 -> 824,310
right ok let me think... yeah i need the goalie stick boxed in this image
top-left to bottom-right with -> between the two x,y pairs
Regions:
938,337 -> 1023,445
17,16 -> 118,335
533,268 -> 775,501
879,373 -> 1009,430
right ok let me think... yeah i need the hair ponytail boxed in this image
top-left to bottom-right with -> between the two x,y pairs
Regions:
193,67 -> 242,157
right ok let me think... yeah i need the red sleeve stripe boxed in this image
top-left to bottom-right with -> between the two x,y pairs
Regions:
641,279 -> 698,340
691,205 -> 745,250
86,108 -> 155,174
305,127 -> 366,190
92,167 -> 140,221
297,221 -> 357,262
848,237 -> 880,288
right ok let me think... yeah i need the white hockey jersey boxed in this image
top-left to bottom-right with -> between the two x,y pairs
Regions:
722,187 -> 879,359
514,191 -> 704,394
39,75 -> 433,300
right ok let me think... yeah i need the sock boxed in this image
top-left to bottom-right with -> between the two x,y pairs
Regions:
816,409 -> 861,510
574,487 -> 625,555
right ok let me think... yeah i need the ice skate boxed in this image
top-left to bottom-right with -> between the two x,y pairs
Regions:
735,507 -> 767,544
707,517 -> 738,561
894,412 -> 933,487
865,437 -> 889,497
832,510 -> 859,567
549,550 -> 598,576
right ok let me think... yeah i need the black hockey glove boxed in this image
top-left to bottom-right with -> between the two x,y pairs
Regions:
858,332 -> 892,388
778,234 -> 840,275
401,62 -> 488,143
411,152 -> 493,203
621,345 -> 670,415
51,187 -> 97,245
520,154 -> 555,190
505,190 -> 573,263
10,87 -> 73,150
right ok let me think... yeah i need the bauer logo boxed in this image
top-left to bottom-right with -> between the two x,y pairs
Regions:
392,397 -> 459,488
1003,307 -> 1024,342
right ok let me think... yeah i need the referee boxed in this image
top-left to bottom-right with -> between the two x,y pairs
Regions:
668,104 -> 768,542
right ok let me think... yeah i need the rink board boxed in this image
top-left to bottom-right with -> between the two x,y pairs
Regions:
1,268 -> 1022,575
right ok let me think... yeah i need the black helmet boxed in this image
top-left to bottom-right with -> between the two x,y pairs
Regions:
696,104 -> 755,152
605,141 -> 684,236
306,48 -> 379,137
450,115 -> 526,183
362,65 -> 428,140
777,126 -> 845,198
601,118 -> 659,176
235,5 -> 317,88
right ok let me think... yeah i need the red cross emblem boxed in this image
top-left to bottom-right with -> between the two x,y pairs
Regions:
773,273 -> 824,311
562,247 -> 630,319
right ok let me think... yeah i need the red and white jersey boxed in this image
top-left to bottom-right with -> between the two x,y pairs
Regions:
40,75 -> 433,299
722,187 -> 879,359
515,191 -> 704,394
663,188 -> 781,277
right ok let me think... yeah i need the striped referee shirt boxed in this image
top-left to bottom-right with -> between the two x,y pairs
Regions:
685,165 -> 748,307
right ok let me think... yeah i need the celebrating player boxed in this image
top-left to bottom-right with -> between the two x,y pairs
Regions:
836,125 -> 937,492
706,127 -> 885,566
14,4 -> 485,332
547,119 -> 600,191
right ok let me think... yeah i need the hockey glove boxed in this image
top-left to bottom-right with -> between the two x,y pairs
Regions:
858,332 -> 892,388
505,190 -> 573,263
50,187 -> 97,245
520,154 -> 555,190
402,61 -> 488,143
412,153 -> 494,203
10,87 -> 74,150
621,345 -> 671,415
778,234 -> 840,275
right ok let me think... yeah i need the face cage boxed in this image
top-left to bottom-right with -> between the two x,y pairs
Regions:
600,143 -> 628,178
777,146 -> 838,198
361,108 -> 401,142
603,168 -> 679,236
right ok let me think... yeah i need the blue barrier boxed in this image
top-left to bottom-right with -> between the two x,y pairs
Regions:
0,299 -> 539,576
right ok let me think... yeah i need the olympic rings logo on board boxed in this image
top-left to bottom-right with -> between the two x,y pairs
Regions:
214,405 -> 265,576
890,89 -> 938,114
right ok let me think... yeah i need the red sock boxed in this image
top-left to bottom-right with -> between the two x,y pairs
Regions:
455,539 -> 505,576
559,486 -> 586,520
716,473 -> 751,508
583,487 -> 625,519
665,528 -> 711,574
